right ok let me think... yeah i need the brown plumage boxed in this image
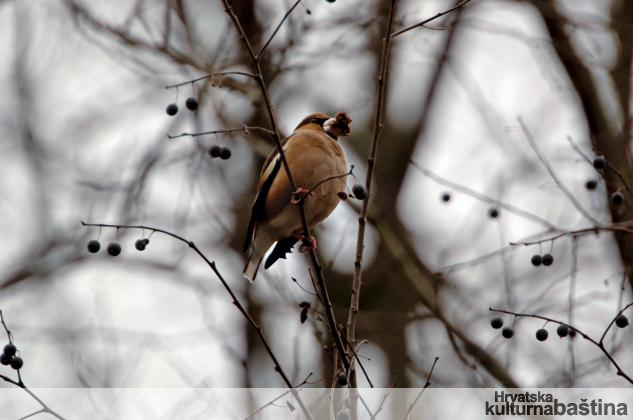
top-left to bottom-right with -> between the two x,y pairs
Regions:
243,112 -> 351,281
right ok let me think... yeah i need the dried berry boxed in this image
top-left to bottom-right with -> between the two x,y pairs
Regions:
592,156 -> 605,170
557,324 -> 569,338
219,147 -> 232,160
610,192 -> 624,206
87,240 -> 101,253
542,253 -> 554,266
107,242 -> 122,256
10,356 -> 23,370
490,317 -> 503,329
531,254 -> 542,266
615,314 -> 629,328
536,328 -> 548,342
585,180 -> 597,190
441,192 -> 451,203
135,238 -> 149,251
3,343 -> 17,357
502,327 -> 514,339
489,208 -> 499,219
165,103 -> 178,116
209,145 -> 222,158
352,184 -> 366,200
185,97 -> 199,111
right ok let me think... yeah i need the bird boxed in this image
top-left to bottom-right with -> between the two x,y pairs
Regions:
242,112 -> 352,281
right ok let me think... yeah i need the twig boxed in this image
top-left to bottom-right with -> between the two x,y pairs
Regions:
347,0 -> 398,386
164,71 -> 257,89
81,221 -> 313,420
409,160 -> 557,229
304,166 -> 354,198
391,0 -> 471,38
508,223 -> 633,246
256,0 -> 302,59
489,305 -> 633,384
167,126 -> 274,139
0,311 -> 66,420
401,357 -> 439,420
221,0 -> 350,372
516,116 -> 599,225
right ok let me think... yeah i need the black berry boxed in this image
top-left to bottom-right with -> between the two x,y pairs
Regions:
326,0 -> 336,3
107,242 -> 122,256
87,240 -> 101,253
592,156 -> 605,170
10,356 -> 23,370
488,208 -> 499,219
542,253 -> 554,266
441,192 -> 451,203
336,372 -> 348,386
615,314 -> 629,328
531,254 -> 542,266
610,191 -> 624,206
585,180 -> 597,190
219,147 -> 232,160
209,145 -> 221,158
490,317 -> 503,329
165,103 -> 178,116
536,328 -> 548,342
352,184 -> 366,200
569,329 -> 577,338
135,238 -> 149,251
0,354 -> 10,365
3,343 -> 17,357
185,97 -> 199,111
557,324 -> 569,338
502,327 -> 514,339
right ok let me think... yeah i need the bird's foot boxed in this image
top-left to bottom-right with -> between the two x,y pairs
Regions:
298,235 -> 317,252
291,187 -> 313,204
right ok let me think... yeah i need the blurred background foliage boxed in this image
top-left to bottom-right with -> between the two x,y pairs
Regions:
0,0 -> 632,392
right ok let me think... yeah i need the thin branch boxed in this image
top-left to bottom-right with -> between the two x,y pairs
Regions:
347,0 -> 398,386
409,160 -> 558,229
81,221 -> 313,420
0,311 -> 66,420
167,126 -> 274,139
221,0 -> 350,373
256,0 -> 302,59
401,357 -> 439,420
509,223 -> 633,246
164,71 -> 257,89
489,306 -> 633,384
517,116 -> 599,225
305,166 -> 354,198
391,0 -> 471,38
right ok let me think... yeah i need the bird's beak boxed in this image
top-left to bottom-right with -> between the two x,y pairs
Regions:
323,117 -> 336,131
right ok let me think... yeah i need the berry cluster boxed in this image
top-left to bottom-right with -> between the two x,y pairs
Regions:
491,314 -> 630,342
208,145 -> 232,160
165,97 -> 199,116
0,342 -> 23,370
531,253 -> 554,266
87,238 -> 150,256
592,156 -> 627,207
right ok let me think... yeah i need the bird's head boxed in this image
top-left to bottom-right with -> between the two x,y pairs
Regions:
294,112 -> 332,131
294,112 -> 352,141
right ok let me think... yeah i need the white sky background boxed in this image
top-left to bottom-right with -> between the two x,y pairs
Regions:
0,0 -> 631,397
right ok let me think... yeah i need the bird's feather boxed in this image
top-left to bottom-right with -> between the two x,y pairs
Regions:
264,236 -> 298,269
243,157 -> 282,252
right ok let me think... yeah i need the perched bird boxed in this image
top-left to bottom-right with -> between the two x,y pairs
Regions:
243,112 -> 352,281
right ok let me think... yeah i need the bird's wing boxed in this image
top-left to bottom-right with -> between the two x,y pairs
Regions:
243,156 -> 282,252
264,236 -> 299,269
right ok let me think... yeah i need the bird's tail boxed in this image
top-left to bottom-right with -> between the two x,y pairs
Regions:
242,241 -> 267,282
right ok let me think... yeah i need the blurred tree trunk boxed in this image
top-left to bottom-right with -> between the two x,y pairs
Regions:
531,0 -> 633,288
